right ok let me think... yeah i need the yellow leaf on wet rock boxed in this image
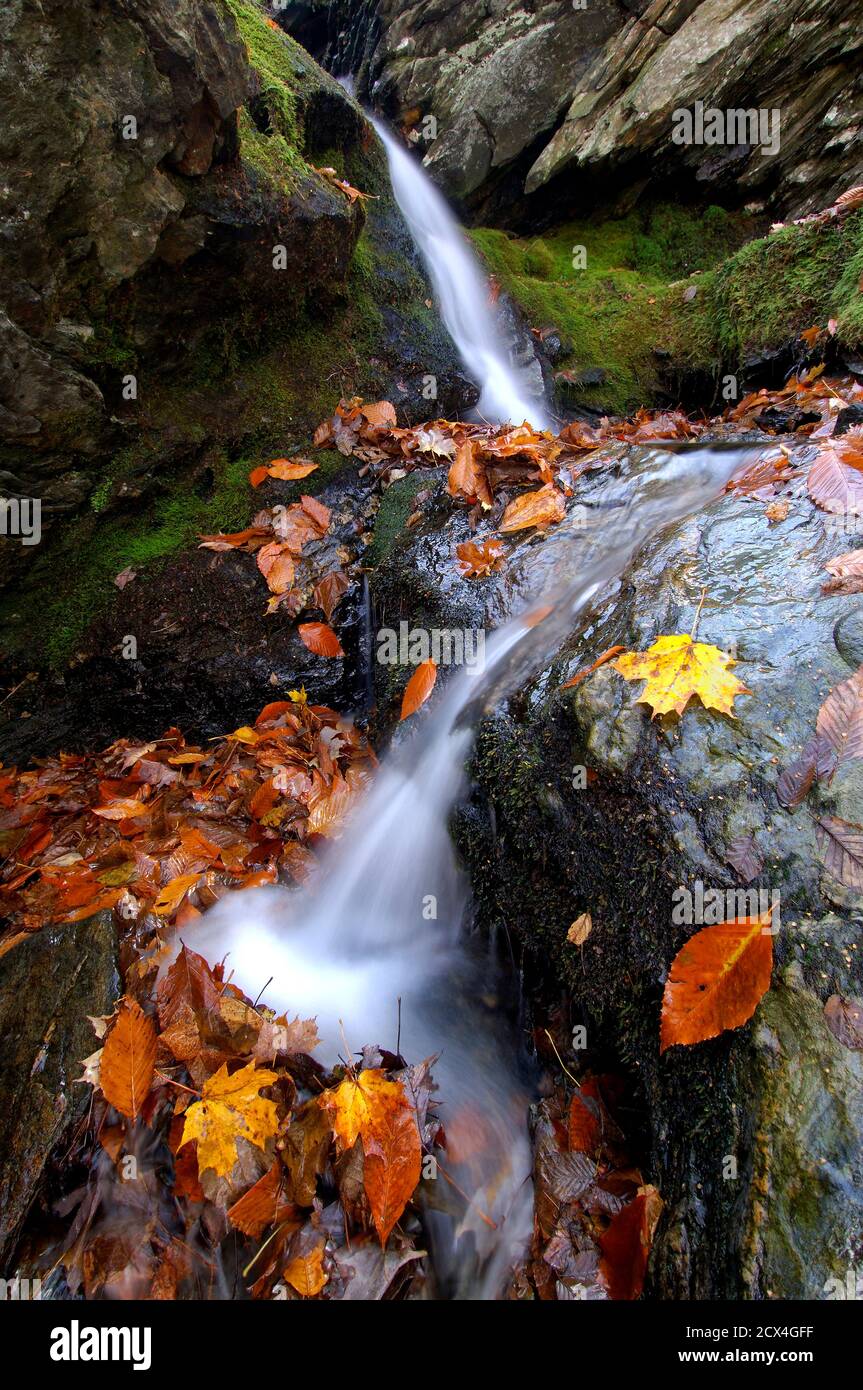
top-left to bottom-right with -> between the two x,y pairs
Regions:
613,634 -> 748,718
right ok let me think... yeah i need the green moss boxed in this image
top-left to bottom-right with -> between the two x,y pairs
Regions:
366,473 -> 431,569
474,205 -> 863,412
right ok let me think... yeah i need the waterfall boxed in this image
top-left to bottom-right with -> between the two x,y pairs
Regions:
370,117 -> 550,430
184,443 -> 756,1298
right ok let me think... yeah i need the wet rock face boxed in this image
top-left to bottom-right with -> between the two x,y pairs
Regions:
0,913 -> 119,1271
309,0 -> 862,222
0,0 -> 361,571
0,470 -> 376,763
371,443 -> 863,1295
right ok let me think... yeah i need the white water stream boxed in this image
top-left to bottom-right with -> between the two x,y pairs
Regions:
370,117 -> 550,429
182,94 -> 761,1299
189,438 -> 754,1295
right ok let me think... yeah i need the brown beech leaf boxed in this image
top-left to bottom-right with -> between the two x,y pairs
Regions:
824,549 -> 863,580
599,1185 -> 664,1300
499,484 -> 566,533
725,835 -> 763,883
100,997 -> 157,1120
447,438 -> 493,508
297,622 -> 345,658
567,1088 -> 601,1155
312,571 -> 349,622
660,913 -> 774,1052
808,445 -> 863,515
817,815 -> 863,890
823,994 -> 863,1049
400,659 -> 437,720
816,666 -> 863,771
257,543 -> 295,596
360,400 -> 397,428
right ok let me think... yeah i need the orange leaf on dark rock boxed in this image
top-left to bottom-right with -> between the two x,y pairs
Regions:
400,659 -> 437,719
499,484 -> 565,533
298,622 -> 345,658
660,914 -> 774,1052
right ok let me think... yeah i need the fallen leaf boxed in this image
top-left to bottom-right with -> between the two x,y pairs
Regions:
823,994 -> 863,1049
816,666 -> 863,773
567,913 -> 592,945
725,835 -> 763,883
817,815 -> 863,890
284,1241 -> 327,1297
400,659 -> 437,720
660,913 -> 774,1051
599,1186 -> 664,1299
312,571 -> 349,622
297,622 -> 345,658
320,1069 -> 421,1244
455,539 -> 503,578
562,645 -> 624,690
227,1162 -> 295,1238
613,634 -> 748,718
181,1061 -> 279,1178
153,873 -> 200,917
499,484 -> 566,533
99,997 -> 157,1120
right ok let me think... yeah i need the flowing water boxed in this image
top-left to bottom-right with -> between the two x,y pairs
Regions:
370,116 -> 550,430
186,444 -> 757,1298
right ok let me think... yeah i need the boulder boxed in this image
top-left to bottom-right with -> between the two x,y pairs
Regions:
370,442 -> 863,1295
0,913 -> 119,1271
298,0 -> 863,222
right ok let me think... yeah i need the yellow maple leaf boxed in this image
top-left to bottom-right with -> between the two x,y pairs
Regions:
319,1068 -> 402,1152
283,1243 -> 327,1297
181,1061 -> 279,1178
612,633 -> 748,718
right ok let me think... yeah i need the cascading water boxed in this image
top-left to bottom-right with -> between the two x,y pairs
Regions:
182,444 -> 759,1299
370,116 -> 550,430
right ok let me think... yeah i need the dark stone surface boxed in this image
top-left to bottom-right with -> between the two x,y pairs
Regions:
0,913 -> 119,1272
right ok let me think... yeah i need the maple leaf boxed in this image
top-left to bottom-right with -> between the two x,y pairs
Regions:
181,1062 -> 279,1178
499,484 -> 565,533
660,913 -> 774,1051
613,634 -> 748,718
297,622 -> 345,658
400,659 -> 437,719
99,997 -> 157,1120
320,1069 -> 421,1244
456,538 -> 503,578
